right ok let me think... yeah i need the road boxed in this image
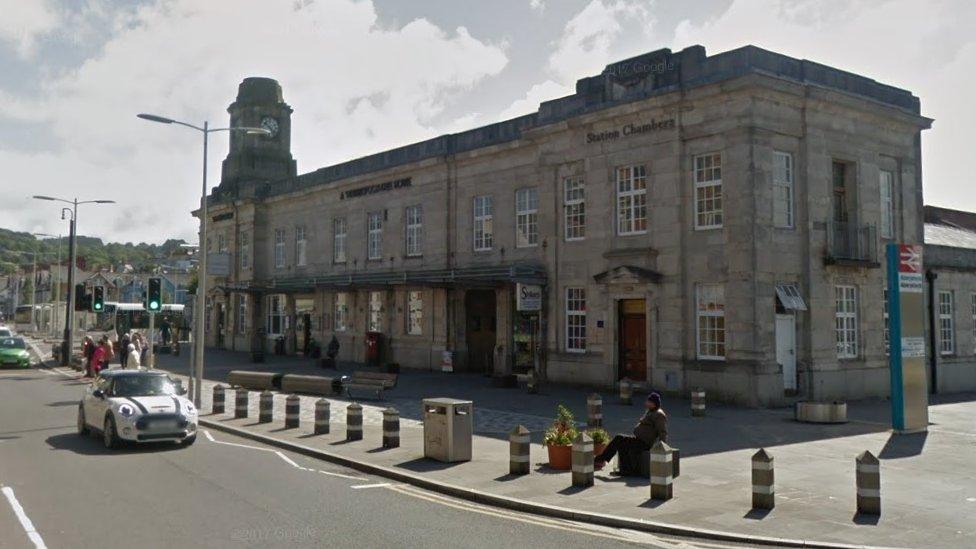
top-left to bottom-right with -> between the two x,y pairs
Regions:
0,361 -> 742,549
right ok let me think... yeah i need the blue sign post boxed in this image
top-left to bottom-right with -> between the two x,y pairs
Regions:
885,243 -> 929,433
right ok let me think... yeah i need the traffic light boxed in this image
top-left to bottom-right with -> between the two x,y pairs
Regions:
91,286 -> 104,312
147,277 -> 162,312
74,284 -> 90,311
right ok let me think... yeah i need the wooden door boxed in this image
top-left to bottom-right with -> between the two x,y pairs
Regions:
618,299 -> 647,382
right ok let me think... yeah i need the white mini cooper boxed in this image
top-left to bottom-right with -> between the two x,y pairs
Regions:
77,369 -> 198,448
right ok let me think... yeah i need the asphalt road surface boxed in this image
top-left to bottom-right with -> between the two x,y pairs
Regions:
0,363 -> 742,549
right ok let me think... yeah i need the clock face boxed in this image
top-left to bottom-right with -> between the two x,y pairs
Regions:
260,116 -> 279,138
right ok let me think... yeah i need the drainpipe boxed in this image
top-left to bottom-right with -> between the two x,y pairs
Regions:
925,269 -> 938,394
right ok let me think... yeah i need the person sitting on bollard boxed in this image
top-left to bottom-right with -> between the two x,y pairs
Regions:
594,392 -> 668,472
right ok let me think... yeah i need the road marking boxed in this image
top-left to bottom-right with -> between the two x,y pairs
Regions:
1,486 -> 47,549
275,451 -> 302,468
201,430 -> 367,481
349,483 -> 392,490
317,469 -> 364,481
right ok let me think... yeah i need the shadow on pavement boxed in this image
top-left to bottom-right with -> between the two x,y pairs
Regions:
395,457 -> 465,472
743,508 -> 772,520
879,431 -> 928,459
46,400 -> 79,407
46,433 -> 185,456
852,512 -> 881,526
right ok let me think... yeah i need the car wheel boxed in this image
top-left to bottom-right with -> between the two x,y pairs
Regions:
181,435 -> 197,447
103,416 -> 119,449
77,405 -> 89,436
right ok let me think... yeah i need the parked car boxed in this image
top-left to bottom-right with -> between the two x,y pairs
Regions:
0,337 -> 30,369
77,370 -> 198,449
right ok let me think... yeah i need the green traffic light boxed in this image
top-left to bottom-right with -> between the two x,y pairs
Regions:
94,304 -> 102,310
149,301 -> 159,310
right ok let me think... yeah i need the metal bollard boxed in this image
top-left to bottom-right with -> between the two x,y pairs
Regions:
751,448 -> 774,510
382,407 -> 400,448
649,440 -> 674,501
285,394 -> 301,429
234,387 -> 249,419
571,432 -> 594,488
314,399 -> 330,435
509,425 -> 530,475
346,403 -> 363,441
619,379 -> 632,405
691,388 -> 706,417
856,450 -> 881,515
586,393 -> 603,428
259,390 -> 274,424
212,385 -> 226,414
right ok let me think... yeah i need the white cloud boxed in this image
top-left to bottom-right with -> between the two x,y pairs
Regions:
1,0 -> 508,243
672,0 -> 976,211
548,0 -> 655,83
497,80 -> 573,119
0,0 -> 61,57
529,0 -> 547,13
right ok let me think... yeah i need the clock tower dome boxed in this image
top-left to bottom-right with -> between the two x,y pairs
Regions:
219,77 -> 297,190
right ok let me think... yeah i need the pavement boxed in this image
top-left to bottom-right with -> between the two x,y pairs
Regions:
142,345 -> 976,549
0,336 -> 749,549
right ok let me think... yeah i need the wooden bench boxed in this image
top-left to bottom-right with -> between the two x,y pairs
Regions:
345,371 -> 398,399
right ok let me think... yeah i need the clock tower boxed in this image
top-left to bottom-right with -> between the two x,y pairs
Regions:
219,77 -> 297,190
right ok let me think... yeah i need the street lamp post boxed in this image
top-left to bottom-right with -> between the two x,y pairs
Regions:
137,113 -> 269,406
32,196 -> 116,366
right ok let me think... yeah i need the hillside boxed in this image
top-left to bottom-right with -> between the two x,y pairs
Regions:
0,228 -> 189,274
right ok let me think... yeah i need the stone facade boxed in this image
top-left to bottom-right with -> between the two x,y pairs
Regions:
195,45 -> 936,406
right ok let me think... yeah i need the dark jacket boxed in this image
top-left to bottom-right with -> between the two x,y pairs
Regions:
633,408 -> 668,447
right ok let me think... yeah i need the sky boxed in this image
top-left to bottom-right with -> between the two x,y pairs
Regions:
0,0 -> 973,244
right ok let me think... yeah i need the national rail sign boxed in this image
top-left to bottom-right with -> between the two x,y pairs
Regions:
886,243 -> 929,433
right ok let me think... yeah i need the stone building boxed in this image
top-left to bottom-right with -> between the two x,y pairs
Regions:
197,44 -> 935,406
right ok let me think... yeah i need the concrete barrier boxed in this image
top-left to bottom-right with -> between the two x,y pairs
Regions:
650,441 -> 674,501
258,390 -> 274,423
212,385 -> 226,414
856,450 -> 881,515
509,425 -> 530,475
346,403 -> 363,441
382,407 -> 399,449
227,371 -> 282,391
619,379 -> 632,405
234,388 -> 249,419
691,389 -> 706,417
285,394 -> 301,429
586,393 -> 603,428
751,448 -> 774,510
314,399 -> 330,435
571,432 -> 594,488
280,374 -> 341,396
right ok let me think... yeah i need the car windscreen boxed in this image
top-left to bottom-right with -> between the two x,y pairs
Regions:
111,375 -> 177,397
0,330 -> 14,338
0,338 -> 25,349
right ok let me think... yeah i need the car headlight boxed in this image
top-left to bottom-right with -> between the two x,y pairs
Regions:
119,404 -> 135,417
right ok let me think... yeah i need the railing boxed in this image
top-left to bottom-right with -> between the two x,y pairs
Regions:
826,221 -> 877,264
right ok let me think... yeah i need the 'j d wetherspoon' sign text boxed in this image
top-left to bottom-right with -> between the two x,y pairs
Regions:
340,177 -> 412,200
586,118 -> 676,144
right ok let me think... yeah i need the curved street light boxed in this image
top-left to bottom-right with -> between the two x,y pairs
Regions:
137,113 -> 270,405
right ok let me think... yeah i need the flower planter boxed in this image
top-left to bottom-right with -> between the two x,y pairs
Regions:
546,444 -> 573,470
593,442 -> 607,458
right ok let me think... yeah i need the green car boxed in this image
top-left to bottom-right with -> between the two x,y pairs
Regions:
0,337 -> 31,369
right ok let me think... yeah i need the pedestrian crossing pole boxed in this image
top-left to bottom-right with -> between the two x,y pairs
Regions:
147,311 -> 155,369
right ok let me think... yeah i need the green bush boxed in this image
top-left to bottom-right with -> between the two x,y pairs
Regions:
542,404 -> 578,447
586,428 -> 610,445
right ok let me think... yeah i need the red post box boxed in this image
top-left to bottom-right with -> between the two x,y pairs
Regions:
365,331 -> 383,365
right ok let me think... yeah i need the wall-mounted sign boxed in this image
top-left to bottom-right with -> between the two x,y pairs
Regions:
516,283 -> 542,312
586,118 -> 676,144
340,177 -> 412,200
207,253 -> 230,276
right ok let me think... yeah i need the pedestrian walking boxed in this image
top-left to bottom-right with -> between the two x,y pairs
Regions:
126,343 -> 141,369
119,331 -> 131,368
594,392 -> 669,472
83,336 -> 96,377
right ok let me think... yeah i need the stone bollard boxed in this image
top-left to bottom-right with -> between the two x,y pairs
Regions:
856,450 -> 881,515
314,399 -> 330,435
346,403 -> 363,441
234,387 -> 249,419
751,448 -> 774,510
526,369 -> 539,394
619,379 -> 632,405
649,440 -> 674,501
259,390 -> 274,424
571,432 -> 594,488
212,385 -> 226,414
691,388 -> 706,417
382,407 -> 400,448
285,394 -> 301,429
586,393 -> 603,428
509,425 -> 530,475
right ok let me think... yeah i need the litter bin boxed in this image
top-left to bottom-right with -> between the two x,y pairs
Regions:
422,398 -> 473,462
